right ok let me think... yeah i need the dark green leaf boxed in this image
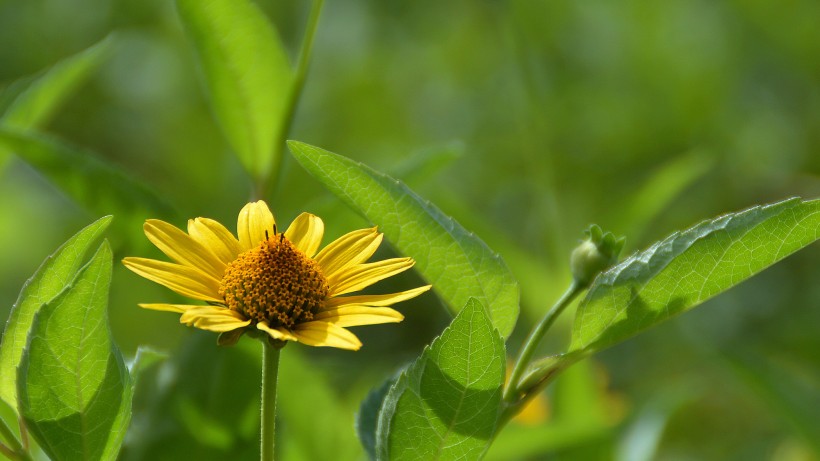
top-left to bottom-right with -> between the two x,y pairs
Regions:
288,141 -> 520,338
570,198 -> 820,354
376,299 -> 505,460
357,372 -> 401,461
17,242 -> 133,461
176,0 -> 293,180
0,216 -> 112,412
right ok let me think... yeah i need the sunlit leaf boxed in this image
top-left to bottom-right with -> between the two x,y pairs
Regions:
376,299 -> 505,460
0,216 -> 111,413
288,141 -> 520,338
0,128 -> 174,232
570,197 -> 820,354
17,242 -> 133,461
176,0 -> 293,180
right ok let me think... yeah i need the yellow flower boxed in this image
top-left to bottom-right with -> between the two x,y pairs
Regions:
123,201 -> 430,350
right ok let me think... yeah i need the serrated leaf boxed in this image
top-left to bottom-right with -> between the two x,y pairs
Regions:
0,216 -> 112,413
288,141 -> 520,338
176,0 -> 293,180
2,36 -> 113,130
0,128 -> 174,230
357,373 -> 401,461
570,197 -> 820,354
17,242 -> 132,461
376,299 -> 506,461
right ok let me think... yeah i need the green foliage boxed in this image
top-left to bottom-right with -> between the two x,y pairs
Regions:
0,216 -> 112,413
570,198 -> 820,354
176,0 -> 293,181
17,241 -> 132,461
288,141 -> 520,339
374,299 -> 505,461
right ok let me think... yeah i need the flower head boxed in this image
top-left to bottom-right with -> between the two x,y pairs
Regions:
123,201 -> 430,350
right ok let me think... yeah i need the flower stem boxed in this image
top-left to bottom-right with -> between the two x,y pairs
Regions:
260,341 -> 281,461
503,282 -> 583,404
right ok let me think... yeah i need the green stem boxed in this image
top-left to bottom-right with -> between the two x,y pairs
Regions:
503,282 -> 583,404
260,342 -> 281,461
0,417 -> 22,453
261,0 -> 324,199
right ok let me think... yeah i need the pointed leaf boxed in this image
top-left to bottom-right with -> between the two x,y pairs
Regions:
0,216 -> 112,412
570,198 -> 820,354
289,141 -> 519,338
17,242 -> 133,461
376,299 -> 506,460
176,0 -> 293,179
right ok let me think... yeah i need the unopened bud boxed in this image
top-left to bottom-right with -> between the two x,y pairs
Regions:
570,225 -> 625,287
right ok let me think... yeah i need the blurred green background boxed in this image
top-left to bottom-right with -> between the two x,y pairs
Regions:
1,0 -> 819,460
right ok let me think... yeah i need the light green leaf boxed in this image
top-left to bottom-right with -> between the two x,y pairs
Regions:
0,128 -> 174,232
570,197 -> 820,354
17,242 -> 133,461
288,141 -> 520,338
0,216 -> 112,413
2,36 -> 114,130
176,0 -> 293,180
376,299 -> 506,461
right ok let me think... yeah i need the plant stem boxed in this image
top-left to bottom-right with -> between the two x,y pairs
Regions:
503,282 -> 583,404
0,418 -> 22,453
260,341 -> 281,461
262,0 -> 325,199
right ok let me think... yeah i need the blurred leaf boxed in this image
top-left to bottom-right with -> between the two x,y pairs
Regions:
0,215 -> 112,413
278,350 -> 362,461
2,36 -> 113,130
724,348 -> 820,455
570,197 -> 820,354
389,142 -> 464,188
127,346 -> 168,381
0,128 -> 174,232
376,299 -> 505,460
176,0 -> 293,180
616,387 -> 695,461
484,422 -> 609,461
0,35 -> 114,170
620,149 -> 715,243
17,242 -> 133,461
289,141 -> 520,338
357,372 -> 400,461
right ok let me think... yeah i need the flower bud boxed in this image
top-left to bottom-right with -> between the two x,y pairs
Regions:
570,225 -> 625,287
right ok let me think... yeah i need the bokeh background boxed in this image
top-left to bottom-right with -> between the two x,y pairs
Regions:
1,0 -> 819,460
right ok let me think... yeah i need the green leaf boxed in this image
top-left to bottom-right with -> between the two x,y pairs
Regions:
0,215 -> 112,413
376,299 -> 506,460
570,197 -> 820,354
2,36 -> 114,130
17,241 -> 133,461
288,141 -> 520,338
0,128 -> 174,230
176,0 -> 293,180
357,373 -> 400,461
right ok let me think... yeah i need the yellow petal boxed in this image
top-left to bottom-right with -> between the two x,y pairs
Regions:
123,257 -> 222,302
314,306 -> 404,327
180,306 -> 251,332
291,322 -> 362,350
187,217 -> 242,265
284,212 -> 324,257
143,220 -> 225,280
138,303 -> 202,313
237,200 -> 275,251
328,257 -> 415,297
314,227 -> 382,279
257,322 -> 298,341
324,285 -> 432,309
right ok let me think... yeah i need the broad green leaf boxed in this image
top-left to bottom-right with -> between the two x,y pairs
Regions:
2,36 -> 113,130
176,0 -> 293,180
17,242 -> 133,461
0,215 -> 112,413
376,299 -> 505,461
288,141 -> 520,338
0,128 -> 174,232
570,197 -> 820,354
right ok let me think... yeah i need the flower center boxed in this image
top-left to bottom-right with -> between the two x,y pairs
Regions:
219,234 -> 329,329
